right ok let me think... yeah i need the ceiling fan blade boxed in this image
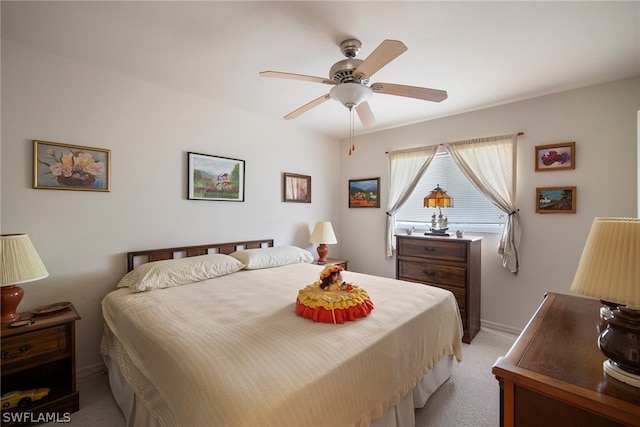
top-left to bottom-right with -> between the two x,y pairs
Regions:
355,101 -> 375,127
371,82 -> 448,102
284,94 -> 331,120
353,40 -> 407,80
259,71 -> 336,86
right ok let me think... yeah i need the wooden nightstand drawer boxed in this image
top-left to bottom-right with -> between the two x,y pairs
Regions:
1,325 -> 68,370
398,238 -> 467,262
398,260 -> 466,288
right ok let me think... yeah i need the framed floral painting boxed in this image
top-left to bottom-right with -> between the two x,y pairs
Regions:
535,142 -> 575,171
188,152 -> 245,201
34,140 -> 111,191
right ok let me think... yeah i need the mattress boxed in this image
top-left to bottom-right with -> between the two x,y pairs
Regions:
101,262 -> 463,427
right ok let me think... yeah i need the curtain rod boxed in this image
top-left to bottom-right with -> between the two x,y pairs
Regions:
385,132 -> 524,154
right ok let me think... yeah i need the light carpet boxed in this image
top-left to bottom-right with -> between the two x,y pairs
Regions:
45,328 -> 516,427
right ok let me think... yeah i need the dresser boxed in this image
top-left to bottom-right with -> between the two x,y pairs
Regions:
492,293 -> 640,427
396,234 -> 481,343
1,305 -> 80,425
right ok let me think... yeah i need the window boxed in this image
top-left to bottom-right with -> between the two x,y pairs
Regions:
395,150 -> 506,233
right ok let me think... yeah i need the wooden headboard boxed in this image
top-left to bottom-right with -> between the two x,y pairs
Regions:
127,239 -> 274,272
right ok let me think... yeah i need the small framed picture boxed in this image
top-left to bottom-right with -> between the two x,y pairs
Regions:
283,173 -> 311,203
349,177 -> 380,208
535,142 -> 575,171
188,152 -> 245,201
536,186 -> 576,214
34,140 -> 110,191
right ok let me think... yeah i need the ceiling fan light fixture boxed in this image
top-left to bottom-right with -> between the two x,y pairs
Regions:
330,83 -> 372,109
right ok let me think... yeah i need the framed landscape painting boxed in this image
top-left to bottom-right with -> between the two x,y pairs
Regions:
349,177 -> 380,208
188,152 -> 245,201
536,186 -> 576,214
34,140 -> 110,191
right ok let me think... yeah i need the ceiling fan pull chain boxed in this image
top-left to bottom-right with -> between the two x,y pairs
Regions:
349,107 -> 355,156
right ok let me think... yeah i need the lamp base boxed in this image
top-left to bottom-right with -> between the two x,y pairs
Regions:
316,243 -> 329,265
604,360 -> 640,388
1,285 -> 24,323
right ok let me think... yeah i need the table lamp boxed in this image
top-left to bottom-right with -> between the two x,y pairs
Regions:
1,234 -> 49,323
424,184 -> 453,235
310,222 -> 337,265
570,217 -> 640,387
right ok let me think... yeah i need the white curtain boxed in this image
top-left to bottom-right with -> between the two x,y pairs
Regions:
444,134 -> 521,273
385,145 -> 439,258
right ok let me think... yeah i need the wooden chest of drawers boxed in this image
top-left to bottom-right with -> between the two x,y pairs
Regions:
396,234 -> 481,343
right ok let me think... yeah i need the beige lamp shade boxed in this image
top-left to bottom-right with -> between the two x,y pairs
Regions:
570,218 -> 640,309
310,222 -> 337,244
1,234 -> 49,286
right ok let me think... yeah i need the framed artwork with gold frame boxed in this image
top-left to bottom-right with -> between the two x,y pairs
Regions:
536,186 -> 576,214
535,142 -> 575,172
34,140 -> 110,191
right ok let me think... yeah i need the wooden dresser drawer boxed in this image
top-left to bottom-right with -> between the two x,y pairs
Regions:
398,238 -> 467,262
398,259 -> 466,288
1,325 -> 68,369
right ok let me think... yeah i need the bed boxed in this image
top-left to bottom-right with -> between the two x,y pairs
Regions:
100,239 -> 463,427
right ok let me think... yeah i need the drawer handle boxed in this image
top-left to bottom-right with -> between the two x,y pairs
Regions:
1,344 -> 33,359
424,247 -> 437,252
423,270 -> 437,277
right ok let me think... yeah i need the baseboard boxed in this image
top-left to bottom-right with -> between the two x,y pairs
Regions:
481,319 -> 522,336
77,362 -> 108,383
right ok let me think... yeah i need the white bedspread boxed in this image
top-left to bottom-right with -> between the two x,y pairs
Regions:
101,263 -> 463,427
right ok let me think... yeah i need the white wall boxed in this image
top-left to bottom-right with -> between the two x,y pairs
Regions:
339,77 -> 639,333
2,39 -> 638,371
1,40 -> 341,370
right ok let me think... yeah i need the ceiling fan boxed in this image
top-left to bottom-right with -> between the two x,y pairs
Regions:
259,38 -> 448,127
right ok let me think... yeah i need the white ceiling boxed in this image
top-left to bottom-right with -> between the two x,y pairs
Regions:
2,1 -> 639,139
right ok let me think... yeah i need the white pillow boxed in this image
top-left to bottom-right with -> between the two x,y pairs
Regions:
117,254 -> 245,292
229,246 -> 314,270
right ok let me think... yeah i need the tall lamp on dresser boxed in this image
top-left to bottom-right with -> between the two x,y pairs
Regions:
570,217 -> 640,387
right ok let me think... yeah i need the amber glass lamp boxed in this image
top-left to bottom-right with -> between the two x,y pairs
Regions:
424,184 -> 453,234
570,217 -> 640,387
310,222 -> 337,265
1,234 -> 49,323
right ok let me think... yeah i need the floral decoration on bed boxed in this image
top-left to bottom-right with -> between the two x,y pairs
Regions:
295,264 -> 374,324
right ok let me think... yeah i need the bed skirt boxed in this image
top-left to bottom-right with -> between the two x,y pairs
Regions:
103,354 -> 453,427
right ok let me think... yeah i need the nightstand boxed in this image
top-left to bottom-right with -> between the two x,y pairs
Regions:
1,304 -> 80,425
319,258 -> 349,270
